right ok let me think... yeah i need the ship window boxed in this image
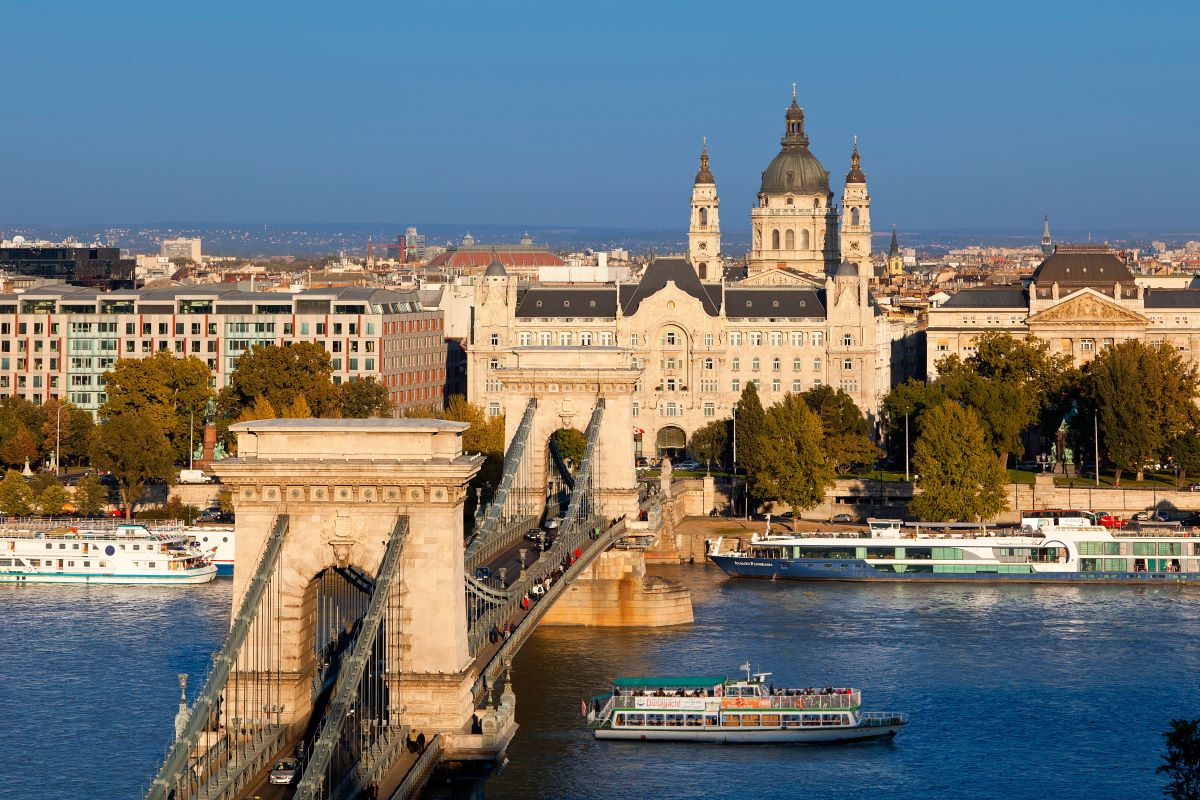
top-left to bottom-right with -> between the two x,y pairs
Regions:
59,544 -> 66,549
0,558 -> 11,566
742,714 -> 761,727
133,544 -> 140,550
73,543 -> 80,549
83,561 -> 90,567
46,544 -> 52,549
67,561 -> 75,567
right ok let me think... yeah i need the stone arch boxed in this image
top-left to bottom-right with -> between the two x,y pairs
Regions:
698,207 -> 708,226
655,425 -> 687,459
697,262 -> 707,280
771,229 -> 780,250
784,229 -> 795,249
799,229 -> 810,249
850,207 -> 860,226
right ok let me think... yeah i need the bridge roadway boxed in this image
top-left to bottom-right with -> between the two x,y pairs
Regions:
234,516 -> 621,800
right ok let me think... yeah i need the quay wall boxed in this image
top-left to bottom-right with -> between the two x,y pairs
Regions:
540,547 -> 693,627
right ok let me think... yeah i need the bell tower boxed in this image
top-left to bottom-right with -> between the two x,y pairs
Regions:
840,136 -> 871,273
688,138 -> 721,280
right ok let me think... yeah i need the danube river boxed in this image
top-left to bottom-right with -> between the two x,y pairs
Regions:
4,566 -> 1198,799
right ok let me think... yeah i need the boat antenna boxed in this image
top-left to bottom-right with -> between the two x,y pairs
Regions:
741,661 -> 752,681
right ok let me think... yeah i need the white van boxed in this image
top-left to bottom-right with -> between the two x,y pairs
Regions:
178,469 -> 212,484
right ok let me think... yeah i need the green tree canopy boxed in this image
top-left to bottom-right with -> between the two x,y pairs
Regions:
73,475 -> 109,517
801,385 -> 881,473
0,469 -> 34,516
734,382 -> 768,505
1081,340 -> 1200,482
755,393 -> 835,518
36,481 -> 67,516
2,428 -> 39,468
405,396 -> 505,523
688,419 -> 730,470
909,401 -> 1007,522
338,377 -> 392,418
90,412 -> 176,518
101,351 -> 214,463
880,378 -> 945,460
1159,718 -> 1200,800
550,428 -> 587,467
42,398 -> 94,466
218,342 -> 340,420
1168,431 -> 1200,489
0,397 -> 46,464
280,394 -> 313,419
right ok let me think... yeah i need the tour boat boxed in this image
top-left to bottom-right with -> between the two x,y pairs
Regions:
587,666 -> 907,743
708,510 -> 1200,583
0,521 -> 217,585
187,525 -> 235,575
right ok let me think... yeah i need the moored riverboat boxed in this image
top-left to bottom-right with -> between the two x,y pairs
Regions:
0,520 -> 217,585
709,510 -> 1200,583
587,666 -> 906,743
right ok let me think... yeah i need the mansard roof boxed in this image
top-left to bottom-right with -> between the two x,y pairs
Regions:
622,257 -> 721,316
724,287 -> 825,318
1144,289 -> 1200,309
940,287 -> 1028,309
1029,245 -> 1133,288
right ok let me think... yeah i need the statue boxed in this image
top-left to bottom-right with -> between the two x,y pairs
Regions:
204,397 -> 217,424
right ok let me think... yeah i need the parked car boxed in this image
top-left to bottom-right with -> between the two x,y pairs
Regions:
830,513 -> 854,524
196,508 -> 223,523
674,460 -> 700,471
107,508 -> 125,518
1093,512 -> 1128,529
269,759 -> 298,785
1183,514 -> 1200,527
1188,484 -> 1200,492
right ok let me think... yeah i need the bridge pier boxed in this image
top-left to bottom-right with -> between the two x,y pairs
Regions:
540,547 -> 694,626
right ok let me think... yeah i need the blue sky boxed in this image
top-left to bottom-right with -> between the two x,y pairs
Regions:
2,0 -> 1196,232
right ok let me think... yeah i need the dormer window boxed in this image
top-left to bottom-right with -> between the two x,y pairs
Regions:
536,300 -> 543,307
563,300 -> 570,307
589,300 -> 596,307
772,300 -> 779,307
746,300 -> 752,308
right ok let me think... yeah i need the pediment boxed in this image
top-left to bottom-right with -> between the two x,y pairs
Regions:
1026,289 -> 1147,326
738,268 -> 823,288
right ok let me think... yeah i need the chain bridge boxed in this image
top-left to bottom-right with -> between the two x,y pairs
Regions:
144,377 -> 667,800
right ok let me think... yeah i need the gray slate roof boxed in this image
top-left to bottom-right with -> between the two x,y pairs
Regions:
1144,289 -> 1200,309
940,287 -> 1028,309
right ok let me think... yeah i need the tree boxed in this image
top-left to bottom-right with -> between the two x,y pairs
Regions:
219,342 -> 340,419
280,394 -> 313,419
755,394 -> 835,522
0,397 -> 46,464
1169,431 -> 1200,489
36,481 -> 67,516
909,401 -> 1007,522
101,351 -> 215,463
2,428 -> 39,468
550,428 -> 587,467
90,412 -> 176,519
689,419 -> 729,471
42,399 -> 94,467
1159,718 -> 1200,800
1082,340 -> 1199,483
0,469 -> 34,516
74,475 -> 109,517
801,385 -> 881,473
406,396 -> 505,523
237,395 -> 278,423
339,377 -> 392,418
880,379 -> 945,465
734,382 -> 768,508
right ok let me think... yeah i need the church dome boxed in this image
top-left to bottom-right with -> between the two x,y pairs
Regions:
484,254 -> 507,277
760,94 -> 829,195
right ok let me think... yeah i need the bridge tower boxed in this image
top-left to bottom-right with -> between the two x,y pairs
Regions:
216,418 -> 482,732
495,348 -> 642,520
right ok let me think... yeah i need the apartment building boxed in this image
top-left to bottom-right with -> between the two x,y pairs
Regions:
0,284 -> 445,415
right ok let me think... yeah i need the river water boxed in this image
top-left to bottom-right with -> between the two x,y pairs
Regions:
3,565 -> 1197,799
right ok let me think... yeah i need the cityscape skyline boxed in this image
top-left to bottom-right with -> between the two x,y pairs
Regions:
3,2 -> 1197,231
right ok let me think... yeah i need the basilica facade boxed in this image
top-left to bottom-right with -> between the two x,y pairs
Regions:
467,95 -> 893,458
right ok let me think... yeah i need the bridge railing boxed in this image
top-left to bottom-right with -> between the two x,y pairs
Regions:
387,733 -> 443,800
145,514 -> 290,800
464,398 -> 537,566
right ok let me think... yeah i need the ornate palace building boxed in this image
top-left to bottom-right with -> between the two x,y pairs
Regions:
467,94 -> 893,458
926,244 -> 1200,376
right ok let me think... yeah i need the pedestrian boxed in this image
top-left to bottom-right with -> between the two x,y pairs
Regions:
574,547 -> 582,559
406,729 -> 419,754
417,732 -> 426,753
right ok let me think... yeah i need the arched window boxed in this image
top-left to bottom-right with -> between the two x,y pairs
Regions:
785,197 -> 794,205
580,331 -> 592,346
842,333 -> 853,346
703,357 -> 714,370
751,357 -> 761,372
784,229 -> 795,249
698,262 -> 707,279
698,207 -> 708,226
799,229 -> 810,249
772,357 -> 781,372
850,208 -> 860,226
731,357 -> 740,372
488,358 -> 499,370
771,230 -> 780,250
793,357 -> 802,371
489,333 -> 500,346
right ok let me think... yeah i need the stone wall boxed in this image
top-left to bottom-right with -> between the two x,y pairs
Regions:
540,548 -> 693,627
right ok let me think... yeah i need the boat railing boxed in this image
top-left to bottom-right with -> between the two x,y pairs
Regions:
0,517 -> 185,536
857,711 -> 908,727
765,691 -> 860,710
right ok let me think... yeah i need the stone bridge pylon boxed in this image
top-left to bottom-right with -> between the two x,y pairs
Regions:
215,418 -> 483,734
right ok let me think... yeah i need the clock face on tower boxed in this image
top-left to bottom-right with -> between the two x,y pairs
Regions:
850,242 -> 860,251
698,242 -> 707,250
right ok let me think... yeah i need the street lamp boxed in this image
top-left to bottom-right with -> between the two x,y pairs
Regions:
189,409 -> 195,471
53,404 -> 65,475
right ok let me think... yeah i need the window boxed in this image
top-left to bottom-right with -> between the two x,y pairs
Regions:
732,379 -> 740,393
629,334 -> 639,347
539,332 -> 552,346
813,358 -> 822,371
751,358 -> 760,372
580,331 -> 592,346
662,331 -> 678,346
700,379 -> 718,392
793,357 -> 802,371
769,332 -> 783,347
842,334 -> 853,347
799,229 -> 810,249
489,333 -> 500,346
792,380 -> 803,392
489,358 -> 499,370
632,402 -> 639,417
665,402 -> 678,417
843,358 -> 854,371
703,334 -> 714,347
600,331 -> 613,346
487,403 -> 501,417
840,379 -> 859,393
772,379 -> 781,392
518,332 -> 531,346
772,357 -> 781,372
811,332 -> 824,347
559,332 -> 572,346
703,358 -> 714,370
731,358 -> 740,372
771,230 -> 780,249
729,332 -> 742,346
749,332 -> 762,347
1081,339 -> 1095,352
703,402 -> 715,417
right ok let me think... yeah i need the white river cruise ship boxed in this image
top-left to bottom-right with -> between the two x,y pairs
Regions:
0,520 -> 217,585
